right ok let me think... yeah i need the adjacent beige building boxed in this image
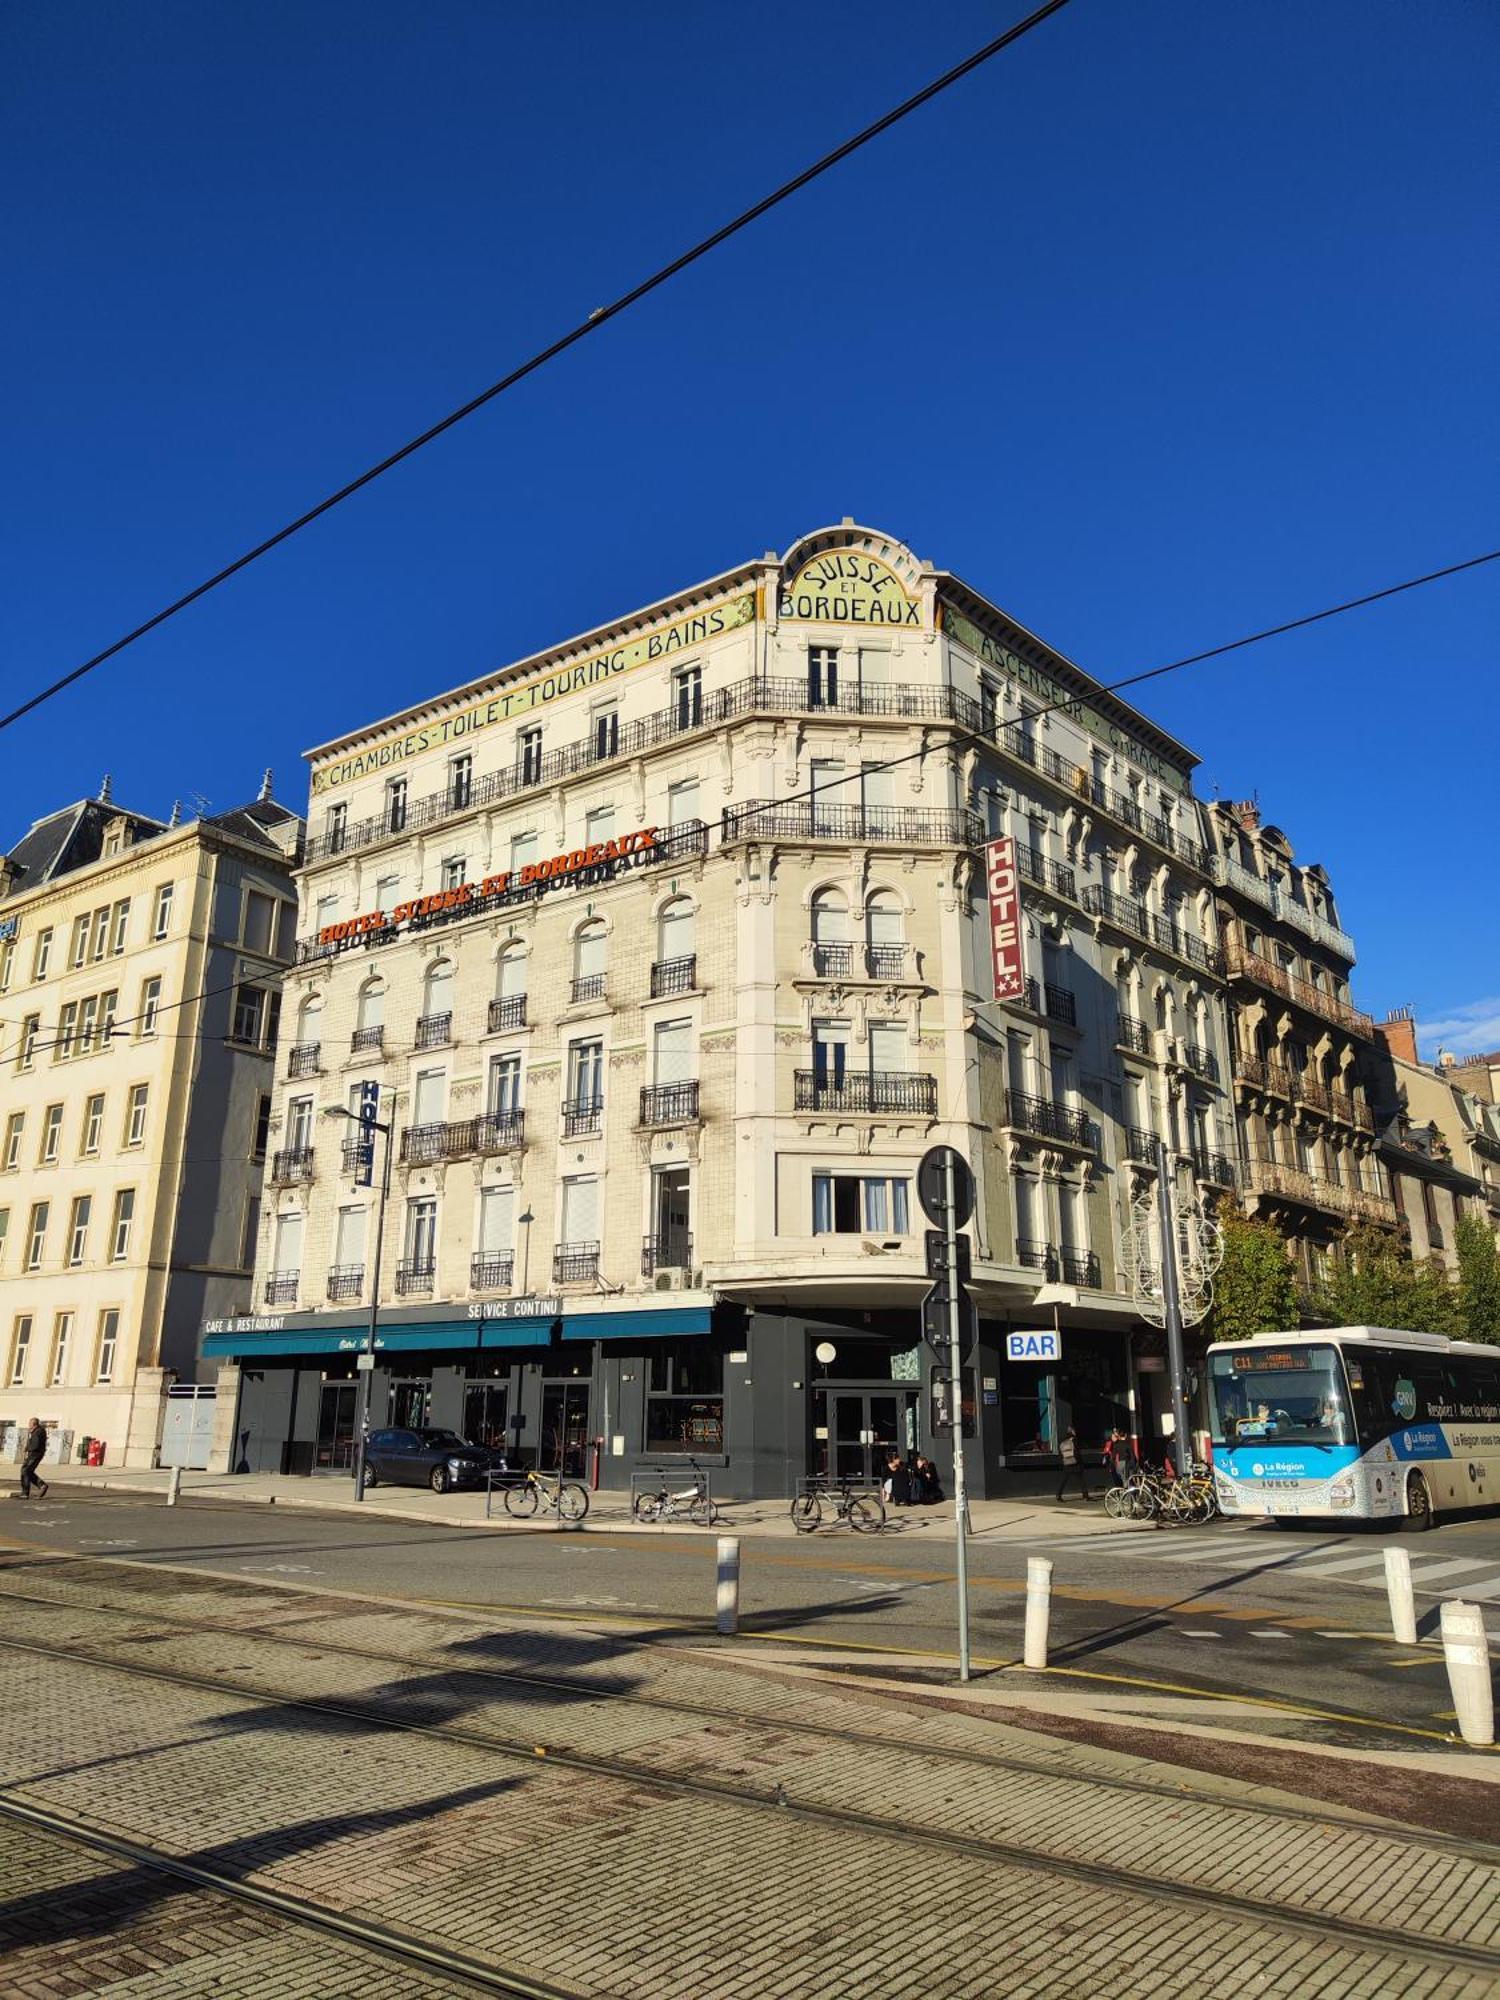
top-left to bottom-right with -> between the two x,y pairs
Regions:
0,779 -> 301,1467
1366,1011 -> 1498,1270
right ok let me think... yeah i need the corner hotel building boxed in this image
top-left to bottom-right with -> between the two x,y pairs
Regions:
214,524 -> 1234,1494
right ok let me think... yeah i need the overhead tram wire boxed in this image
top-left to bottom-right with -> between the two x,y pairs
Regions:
0,0 -> 1075,737
2,539 -> 1495,1067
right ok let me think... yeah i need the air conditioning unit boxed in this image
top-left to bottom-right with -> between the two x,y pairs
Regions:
654,1269 -> 700,1292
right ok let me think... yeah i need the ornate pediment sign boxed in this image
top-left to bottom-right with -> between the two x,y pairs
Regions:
778,528 -> 923,629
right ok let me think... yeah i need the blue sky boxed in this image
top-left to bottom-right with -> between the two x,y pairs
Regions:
3,2 -> 1495,1052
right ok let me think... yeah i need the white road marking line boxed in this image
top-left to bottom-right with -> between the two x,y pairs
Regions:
1402,1557 -> 1496,1585
1253,1550 -> 1390,1577
1180,1629 -> 1223,1638
1250,1629 -> 1294,1639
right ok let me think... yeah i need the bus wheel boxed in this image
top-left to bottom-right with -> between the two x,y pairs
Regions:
1405,1472 -> 1435,1530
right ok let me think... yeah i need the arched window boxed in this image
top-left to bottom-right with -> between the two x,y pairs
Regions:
864,891 -> 904,977
653,899 -> 696,996
420,960 -> 453,1043
492,945 -> 527,1030
355,977 -> 384,1045
810,889 -> 849,977
572,921 -> 607,1002
295,992 -> 322,1053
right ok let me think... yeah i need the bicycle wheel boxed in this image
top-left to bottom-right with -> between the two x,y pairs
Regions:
689,1495 -> 715,1527
557,1482 -> 590,1522
792,1495 -> 822,1534
1125,1478 -> 1156,1520
633,1492 -> 661,1523
1103,1485 -> 1129,1520
504,1481 -> 539,1517
848,1495 -> 885,1534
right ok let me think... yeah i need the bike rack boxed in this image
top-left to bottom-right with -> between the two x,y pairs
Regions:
630,1465 -> 715,1521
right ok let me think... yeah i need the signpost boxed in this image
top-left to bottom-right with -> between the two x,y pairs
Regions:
917,1144 -> 976,1682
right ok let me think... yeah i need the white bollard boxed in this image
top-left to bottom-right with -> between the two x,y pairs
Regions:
716,1536 -> 740,1636
1384,1545 -> 1418,1645
167,1465 -> 182,1508
1023,1555 -> 1053,1670
1440,1601 -> 1495,1748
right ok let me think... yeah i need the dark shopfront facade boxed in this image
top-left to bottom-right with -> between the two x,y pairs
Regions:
203,1297 -> 1157,1499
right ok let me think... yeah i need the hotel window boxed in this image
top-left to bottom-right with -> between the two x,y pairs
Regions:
325,801 -> 347,853
49,1312 -> 72,1386
385,777 -> 408,834
567,1038 -> 604,1109
980,679 -> 1000,737
285,1095 -> 314,1153
572,921 -> 606,998
40,1104 -> 63,1164
496,945 -> 527,1004
152,882 -> 174,939
667,779 -> 699,827
77,995 -> 99,1054
584,805 -> 615,845
3,1113 -> 24,1171
0,1209 -> 7,1268
82,1094 -> 106,1158
333,1202 -> 367,1273
71,914 -> 90,968
868,1020 -> 906,1079
518,726 -> 543,785
17,1014 -> 39,1070
478,1185 -> 514,1261
672,664 -> 702,731
440,856 -> 467,890
808,646 -> 839,708
509,831 -> 538,875
560,1173 -> 599,1245
272,1209 -> 303,1282
448,752 -> 473,810
0,940 -> 12,993
139,976 -> 162,1037
315,894 -> 339,934
26,1202 -> 49,1270
94,1309 -> 119,1385
32,928 -> 53,980
240,1195 -> 261,1270
413,1067 -> 446,1128
100,990 -> 118,1045
811,1019 -> 849,1089
652,1018 -> 692,1087
110,1188 -> 136,1262
374,873 -> 400,912
111,899 -> 130,954
91,906 -> 110,961
9,1315 -> 31,1386
125,1083 -> 149,1149
66,1194 -> 91,1266
242,890 -> 275,955
811,1174 -> 910,1235
404,1196 -> 438,1271
593,706 -> 619,760
809,758 -> 844,833
488,1052 -> 522,1118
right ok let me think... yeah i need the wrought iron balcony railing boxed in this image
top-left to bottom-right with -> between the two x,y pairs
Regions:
1125,1125 -> 1160,1163
470,1252 -> 515,1291
1192,1150 -> 1238,1188
810,941 -> 853,978
326,1265 -> 365,1301
650,954 -> 697,998
1015,1238 -> 1057,1273
414,1011 -> 451,1049
1116,1012 -> 1153,1057
399,1113 -> 525,1164
1209,855 -> 1356,960
723,799 -> 983,850
1044,983 -> 1078,1027
1233,1052 -> 1293,1098
794,1070 -> 939,1116
1015,844 -> 1078,902
1002,1090 -> 1094,1148
488,994 -> 527,1032
395,1258 -> 436,1295
350,1025 -> 384,1053
639,1080 -> 700,1127
865,942 -> 909,980
340,1134 -> 375,1175
642,1231 -> 693,1277
269,1146 -> 314,1184
287,1042 -> 320,1078
1081,887 -> 1225,977
570,973 -> 606,1006
264,1273 -> 299,1305
1182,1041 -> 1219,1082
561,1096 -> 603,1137
1222,941 -> 1374,1037
553,1242 -> 600,1283
1057,1247 -> 1102,1288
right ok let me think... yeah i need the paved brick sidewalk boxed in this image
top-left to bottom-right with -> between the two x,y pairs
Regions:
0,1557 -> 1496,1997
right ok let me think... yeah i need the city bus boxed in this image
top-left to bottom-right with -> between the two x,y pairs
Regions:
1206,1326 -> 1500,1527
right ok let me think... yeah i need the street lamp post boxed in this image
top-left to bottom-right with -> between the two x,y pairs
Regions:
323,1101 -> 394,1502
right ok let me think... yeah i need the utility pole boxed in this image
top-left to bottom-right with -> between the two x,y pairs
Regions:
918,1145 -> 976,1683
325,1086 -> 394,1502
944,1149 -> 972,1682
1154,1136 -> 1193,1477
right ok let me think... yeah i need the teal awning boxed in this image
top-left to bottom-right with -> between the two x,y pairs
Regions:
566,1306 -> 715,1342
200,1301 -> 718,1360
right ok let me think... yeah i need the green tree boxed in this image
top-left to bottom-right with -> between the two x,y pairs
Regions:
1456,1211 -> 1500,1345
1314,1223 -> 1461,1336
1203,1211 -> 1299,1344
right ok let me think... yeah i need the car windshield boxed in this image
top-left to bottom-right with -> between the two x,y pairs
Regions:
1209,1344 -> 1351,1445
418,1430 -> 469,1450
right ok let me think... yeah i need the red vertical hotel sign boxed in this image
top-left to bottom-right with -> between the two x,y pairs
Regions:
985,836 -> 1023,1001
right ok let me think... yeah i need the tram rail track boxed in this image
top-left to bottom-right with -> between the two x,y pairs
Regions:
0,1563 -> 1492,1865
1,1599 -> 1498,1981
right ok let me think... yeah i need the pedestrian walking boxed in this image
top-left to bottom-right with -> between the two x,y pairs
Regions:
1102,1428 -> 1134,1488
19,1417 -> 49,1500
1054,1425 -> 1093,1501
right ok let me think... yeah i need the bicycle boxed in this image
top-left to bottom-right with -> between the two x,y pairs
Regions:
503,1466 -> 590,1522
791,1477 -> 886,1534
633,1465 -> 716,1526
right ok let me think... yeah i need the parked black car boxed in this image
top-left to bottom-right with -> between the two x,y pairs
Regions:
363,1427 -> 497,1494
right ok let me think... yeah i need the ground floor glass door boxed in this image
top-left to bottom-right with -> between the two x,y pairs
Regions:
812,1389 -> 918,1483
389,1378 -> 431,1429
315,1383 -> 358,1470
541,1381 -> 591,1476
464,1380 -> 509,1453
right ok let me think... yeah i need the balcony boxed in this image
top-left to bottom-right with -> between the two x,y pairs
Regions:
1057,1247 -> 1102,1288
810,941 -> 854,979
554,1242 -> 600,1284
1082,886 -> 1224,978
1223,941 -> 1374,1037
340,1133 -> 375,1175
395,1258 -> 435,1296
650,954 -> 697,998
639,1081 -> 700,1128
326,1265 -> 365,1301
350,1025 -> 384,1054
489,994 -> 527,1033
562,1097 -> 603,1137
287,1042 -> 320,1078
269,1146 -> 314,1184
794,1070 -> 939,1116
414,1011 -> 451,1050
400,1113 -> 525,1164
1233,1052 -> 1293,1098
1116,1012 -> 1153,1058
1044,983 -> 1078,1028
1210,855 -> 1357,961
1125,1125 -> 1160,1164
1003,1089 -> 1094,1149
1016,1238 -> 1056,1273
1015,844 -> 1078,901
1348,1186 -> 1400,1227
723,799 -> 983,851
1328,1087 -> 1374,1132
470,1252 -> 515,1291
263,1273 -> 299,1305
1182,1041 -> 1219,1083
1241,1155 -> 1352,1216
642,1230 -> 693,1278
570,974 -> 606,1006
1192,1150 -> 1238,1189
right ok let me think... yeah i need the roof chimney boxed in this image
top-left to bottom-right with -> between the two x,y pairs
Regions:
1378,1007 -> 1419,1067
258,768 -> 274,803
1234,797 -> 1259,831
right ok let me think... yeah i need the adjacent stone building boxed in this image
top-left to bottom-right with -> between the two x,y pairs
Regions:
0,778 -> 302,1466
208,522 -> 1237,1493
1365,1010 -> 1497,1270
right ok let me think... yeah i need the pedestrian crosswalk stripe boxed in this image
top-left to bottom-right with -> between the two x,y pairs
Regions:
1399,1557 -> 1495,1585
1279,1550 -> 1390,1576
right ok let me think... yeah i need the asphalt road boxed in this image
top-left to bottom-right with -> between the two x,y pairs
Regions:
4,1490 -> 1498,1748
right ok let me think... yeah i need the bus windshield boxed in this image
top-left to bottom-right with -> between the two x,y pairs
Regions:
1209,1344 -> 1351,1446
